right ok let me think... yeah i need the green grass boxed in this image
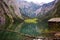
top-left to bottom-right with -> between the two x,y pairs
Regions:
24,18 -> 38,23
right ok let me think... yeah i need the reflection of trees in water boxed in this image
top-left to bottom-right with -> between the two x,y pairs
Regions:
0,22 -> 23,40
1,20 -> 60,40
20,22 -> 49,37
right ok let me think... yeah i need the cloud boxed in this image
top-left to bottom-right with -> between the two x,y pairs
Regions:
25,0 -> 54,3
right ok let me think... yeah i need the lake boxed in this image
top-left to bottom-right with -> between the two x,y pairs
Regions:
0,20 -> 55,40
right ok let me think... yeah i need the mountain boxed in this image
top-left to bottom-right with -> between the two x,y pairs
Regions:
19,0 -> 55,19
37,1 -> 55,18
19,1 -> 41,18
0,0 -> 23,25
54,0 -> 60,17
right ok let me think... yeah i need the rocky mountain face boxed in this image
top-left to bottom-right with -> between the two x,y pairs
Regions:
0,3 -> 5,25
19,1 -> 41,18
0,0 -> 23,25
19,0 -> 56,18
0,0 -> 59,23
54,0 -> 60,17
37,1 -> 56,19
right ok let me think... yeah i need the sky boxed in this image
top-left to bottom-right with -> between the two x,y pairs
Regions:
17,0 -> 55,5
26,0 -> 54,3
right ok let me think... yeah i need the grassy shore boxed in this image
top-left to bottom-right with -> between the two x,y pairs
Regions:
24,18 -> 38,23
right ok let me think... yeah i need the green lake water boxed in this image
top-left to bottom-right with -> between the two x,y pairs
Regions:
0,21 -> 54,40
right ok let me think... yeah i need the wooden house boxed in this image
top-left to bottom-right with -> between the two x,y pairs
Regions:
48,18 -> 60,31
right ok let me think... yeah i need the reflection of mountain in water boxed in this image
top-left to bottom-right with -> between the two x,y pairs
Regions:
0,21 -> 53,40
20,22 -> 49,36
0,21 -> 49,37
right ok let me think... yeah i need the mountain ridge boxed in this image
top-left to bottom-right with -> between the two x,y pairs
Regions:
19,0 -> 55,18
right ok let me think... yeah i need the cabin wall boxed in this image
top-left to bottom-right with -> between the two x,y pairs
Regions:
48,22 -> 60,31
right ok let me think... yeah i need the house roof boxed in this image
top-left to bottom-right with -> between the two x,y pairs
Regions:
48,18 -> 60,22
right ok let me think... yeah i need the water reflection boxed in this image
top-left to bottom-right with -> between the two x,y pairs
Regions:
0,21 -> 50,36
20,22 -> 49,37
0,21 -> 55,40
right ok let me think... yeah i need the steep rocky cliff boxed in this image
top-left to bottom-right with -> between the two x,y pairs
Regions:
54,0 -> 60,17
0,0 -> 23,25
